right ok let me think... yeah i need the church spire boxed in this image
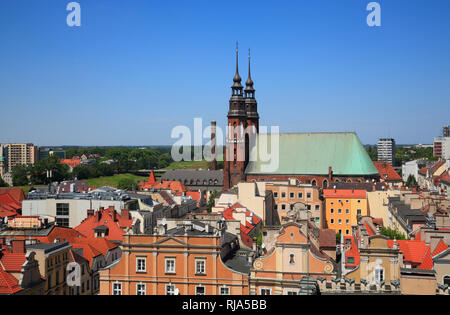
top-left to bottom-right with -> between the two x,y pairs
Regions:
232,42 -> 243,90
245,48 -> 255,98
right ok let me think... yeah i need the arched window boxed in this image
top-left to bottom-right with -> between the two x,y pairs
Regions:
323,179 -> 328,188
311,179 -> 317,186
289,254 -> 295,264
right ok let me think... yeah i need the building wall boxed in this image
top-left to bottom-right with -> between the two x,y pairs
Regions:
266,184 -> 322,226
22,199 -> 125,228
99,233 -> 249,295
400,274 -> 436,295
324,196 -> 368,236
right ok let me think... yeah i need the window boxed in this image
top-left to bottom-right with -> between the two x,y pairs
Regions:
289,254 -> 295,264
286,290 -> 298,295
357,209 -> 362,216
338,209 -> 342,214
345,200 -> 349,203
347,257 -> 355,264
56,203 -> 69,216
166,284 -> 175,295
196,286 -> 205,295
260,288 -> 271,295
136,283 -> 146,295
281,192 -> 286,198
281,204 -> 286,210
289,192 -> 294,199
274,192 -> 278,198
195,259 -> 206,275
345,229 -> 349,235
307,193 -> 311,199
374,266 -> 385,285
56,218 -> 69,227
345,209 -> 349,214
338,219 -> 342,225
330,219 -> 334,224
330,208 -> 334,214
315,205 -> 320,210
136,257 -> 146,272
274,205 -> 278,210
220,287 -> 230,295
311,180 -> 317,186
443,276 -> 450,286
165,258 -> 176,274
113,283 -> 122,295
298,192 -> 303,199
346,219 -> 349,224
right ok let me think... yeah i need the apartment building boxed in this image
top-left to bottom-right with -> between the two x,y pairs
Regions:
434,137 -> 450,159
1,143 -> 39,172
378,138 -> 396,166
265,181 -> 322,227
323,189 -> 368,236
99,219 -> 250,295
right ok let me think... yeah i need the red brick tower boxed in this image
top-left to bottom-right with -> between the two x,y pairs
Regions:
223,44 -> 248,190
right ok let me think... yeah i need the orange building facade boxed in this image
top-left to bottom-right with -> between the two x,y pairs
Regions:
323,189 -> 368,236
99,231 -> 249,295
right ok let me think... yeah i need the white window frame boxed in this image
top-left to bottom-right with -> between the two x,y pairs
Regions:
374,266 -> 385,285
220,286 -> 230,295
165,258 -> 176,274
166,284 -> 175,295
136,283 -> 146,295
285,289 -> 298,295
195,259 -> 206,275
113,282 -> 122,295
136,257 -> 146,273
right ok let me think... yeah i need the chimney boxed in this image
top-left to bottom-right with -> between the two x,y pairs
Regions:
210,121 -> 217,171
87,209 -> 94,218
11,240 -> 25,254
121,209 -> 130,220
328,166 -> 333,182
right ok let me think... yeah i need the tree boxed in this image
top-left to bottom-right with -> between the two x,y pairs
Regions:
0,177 -> 9,187
405,174 -> 417,187
380,227 -> 407,240
206,190 -> 219,213
12,165 -> 29,186
336,232 -> 342,244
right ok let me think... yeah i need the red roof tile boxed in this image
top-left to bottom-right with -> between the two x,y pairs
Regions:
373,161 -> 402,181
432,240 -> 449,257
0,266 -> 21,294
322,189 -> 367,199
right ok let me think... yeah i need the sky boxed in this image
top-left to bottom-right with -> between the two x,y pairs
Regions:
0,0 -> 449,146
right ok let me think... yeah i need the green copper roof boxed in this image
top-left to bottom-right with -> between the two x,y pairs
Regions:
245,132 -> 379,176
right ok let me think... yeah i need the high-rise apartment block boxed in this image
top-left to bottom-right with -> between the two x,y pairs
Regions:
377,138 -> 396,166
0,143 -> 39,173
443,126 -> 450,137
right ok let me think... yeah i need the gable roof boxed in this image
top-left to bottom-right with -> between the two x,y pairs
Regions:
0,265 -> 21,295
245,132 -> 379,176
373,161 -> 402,181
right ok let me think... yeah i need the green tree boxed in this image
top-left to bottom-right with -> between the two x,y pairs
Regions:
0,177 -> 9,187
206,190 -> 219,213
405,174 -> 417,187
336,232 -> 342,244
380,227 -> 407,240
12,165 -> 29,186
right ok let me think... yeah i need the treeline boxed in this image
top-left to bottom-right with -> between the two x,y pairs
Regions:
365,145 -> 437,166
11,147 -> 174,186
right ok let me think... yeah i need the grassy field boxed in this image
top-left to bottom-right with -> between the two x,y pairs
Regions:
165,160 -> 210,170
84,173 -> 148,188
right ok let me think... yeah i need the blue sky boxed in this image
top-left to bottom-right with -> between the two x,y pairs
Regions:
0,0 -> 449,146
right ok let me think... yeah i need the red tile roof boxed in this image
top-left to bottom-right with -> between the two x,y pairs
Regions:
322,189 -> 367,199
0,188 -> 25,203
387,240 -> 434,270
373,161 -> 402,181
0,253 -> 26,272
344,235 -> 360,268
432,240 -> 449,257
74,207 -> 134,242
222,202 -> 262,248
0,265 -> 21,294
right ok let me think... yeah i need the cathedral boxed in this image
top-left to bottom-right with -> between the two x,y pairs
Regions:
222,47 -> 380,191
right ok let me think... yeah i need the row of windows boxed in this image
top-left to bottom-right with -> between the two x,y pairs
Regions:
275,204 -> 319,211
329,209 -> 362,216
112,283 -> 231,295
330,200 -> 362,205
136,257 -> 206,275
330,218 -> 350,225
273,192 -> 312,199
